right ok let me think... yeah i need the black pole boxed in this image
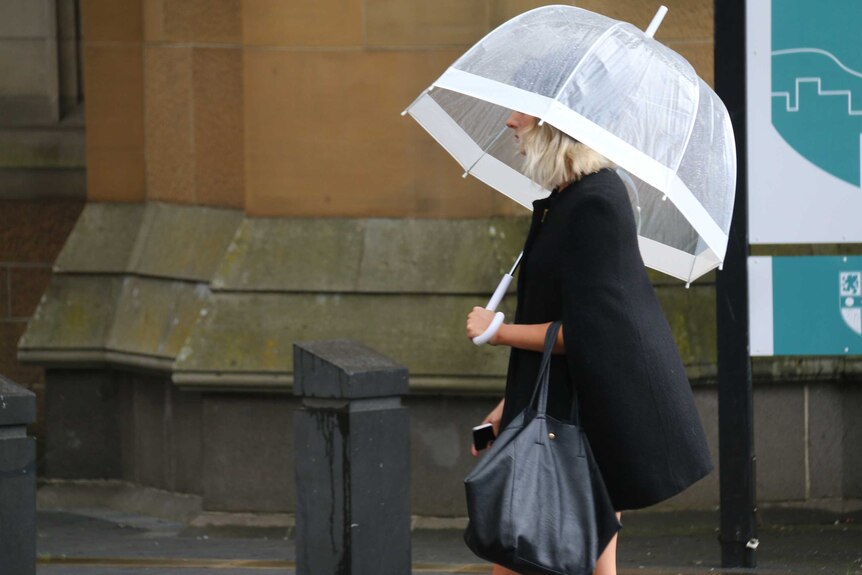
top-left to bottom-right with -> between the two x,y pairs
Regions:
714,0 -> 757,568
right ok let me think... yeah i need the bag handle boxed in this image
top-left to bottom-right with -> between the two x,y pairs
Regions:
527,321 -> 562,416
527,321 -> 580,425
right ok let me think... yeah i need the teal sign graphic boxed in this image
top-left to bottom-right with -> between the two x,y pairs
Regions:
773,256 -> 862,355
772,1 -> 862,186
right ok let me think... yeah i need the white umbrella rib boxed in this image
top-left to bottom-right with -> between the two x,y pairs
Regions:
462,125 -> 510,178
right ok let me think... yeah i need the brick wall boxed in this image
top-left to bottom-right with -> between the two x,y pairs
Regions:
0,199 -> 84,454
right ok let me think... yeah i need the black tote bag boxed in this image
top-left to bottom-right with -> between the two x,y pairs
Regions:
464,322 -> 621,575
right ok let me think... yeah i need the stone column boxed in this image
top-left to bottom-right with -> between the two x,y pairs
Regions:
0,375 -> 37,575
293,340 -> 411,575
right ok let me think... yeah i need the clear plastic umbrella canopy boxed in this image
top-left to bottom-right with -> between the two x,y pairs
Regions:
404,5 -> 736,283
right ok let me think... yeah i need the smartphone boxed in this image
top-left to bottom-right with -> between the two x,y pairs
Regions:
473,423 -> 496,451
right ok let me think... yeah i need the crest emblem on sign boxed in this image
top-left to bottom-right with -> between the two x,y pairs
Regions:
840,271 -> 862,335
772,1 -> 862,187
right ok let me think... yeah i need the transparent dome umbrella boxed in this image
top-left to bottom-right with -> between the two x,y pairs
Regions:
402,5 -> 736,344
405,6 -> 736,282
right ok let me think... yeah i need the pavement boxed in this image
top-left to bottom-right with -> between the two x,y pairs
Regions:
33,505 -> 862,575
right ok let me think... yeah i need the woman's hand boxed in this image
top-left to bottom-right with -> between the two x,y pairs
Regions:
466,307 -> 502,345
471,398 -> 505,457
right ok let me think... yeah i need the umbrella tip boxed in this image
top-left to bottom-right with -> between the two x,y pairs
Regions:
645,5 -> 668,38
685,281 -> 691,289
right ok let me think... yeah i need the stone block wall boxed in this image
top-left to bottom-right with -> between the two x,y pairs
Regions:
14,0 -> 861,518
81,0 -> 243,206
0,0 -> 59,125
1,0 -> 85,197
6,203 -> 642,513
20,201 -> 862,515
0,0 -> 82,119
78,0 -> 715,216
81,0 -> 144,203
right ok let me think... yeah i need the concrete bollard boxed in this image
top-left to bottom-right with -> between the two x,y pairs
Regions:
0,375 -> 37,575
293,340 -> 411,575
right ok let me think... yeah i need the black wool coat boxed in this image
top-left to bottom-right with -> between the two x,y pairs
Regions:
500,168 -> 713,511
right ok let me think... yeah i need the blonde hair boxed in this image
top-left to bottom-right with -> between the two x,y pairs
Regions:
520,121 -> 613,190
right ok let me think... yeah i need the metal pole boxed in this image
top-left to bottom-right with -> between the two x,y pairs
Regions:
714,0 -> 757,567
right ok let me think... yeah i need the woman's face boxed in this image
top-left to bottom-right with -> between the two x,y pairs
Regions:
505,111 -> 536,155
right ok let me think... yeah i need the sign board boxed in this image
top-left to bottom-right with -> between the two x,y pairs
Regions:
749,256 -> 862,356
747,1 -> 862,244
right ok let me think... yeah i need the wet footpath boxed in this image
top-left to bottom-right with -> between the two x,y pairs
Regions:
36,507 -> 862,575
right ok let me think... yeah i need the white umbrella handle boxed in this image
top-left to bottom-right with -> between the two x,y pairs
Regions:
472,273 -> 513,346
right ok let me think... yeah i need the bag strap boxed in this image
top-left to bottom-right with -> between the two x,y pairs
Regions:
527,321 -> 562,415
527,321 -> 581,425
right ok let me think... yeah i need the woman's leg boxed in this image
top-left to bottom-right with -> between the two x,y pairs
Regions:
593,512 -> 623,575
492,565 -> 520,575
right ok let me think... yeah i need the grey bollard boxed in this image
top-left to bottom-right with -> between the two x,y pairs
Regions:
0,375 -> 37,575
294,340 -> 411,575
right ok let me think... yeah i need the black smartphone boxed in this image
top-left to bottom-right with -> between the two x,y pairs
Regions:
473,423 -> 496,451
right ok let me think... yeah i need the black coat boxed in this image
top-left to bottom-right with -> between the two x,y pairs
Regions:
500,168 -> 713,511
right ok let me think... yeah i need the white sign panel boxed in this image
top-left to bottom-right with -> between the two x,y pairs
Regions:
747,1 -> 862,244
748,256 -> 774,356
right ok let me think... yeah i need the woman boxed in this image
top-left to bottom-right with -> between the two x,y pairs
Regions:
466,112 -> 713,575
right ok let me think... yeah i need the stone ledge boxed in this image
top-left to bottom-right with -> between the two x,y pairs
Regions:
753,357 -> 862,383
0,127 -> 85,168
107,277 -> 209,359
0,96 -> 59,127
37,479 -> 862,529
37,479 -> 202,525
170,372 -> 508,395
190,511 -> 295,530
212,217 -> 529,293
17,349 -> 174,372
54,203 -> 144,273
174,292 -> 515,378
19,275 -> 209,362
20,275 -> 123,350
55,202 -> 242,280
129,204 -> 242,282
0,168 -> 86,200
25,205 -> 862,393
